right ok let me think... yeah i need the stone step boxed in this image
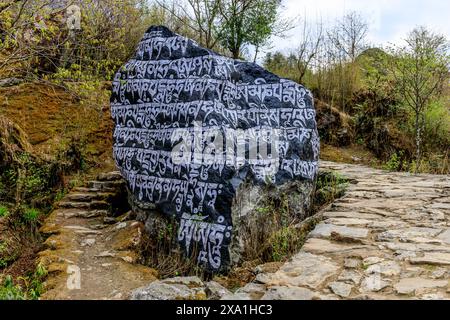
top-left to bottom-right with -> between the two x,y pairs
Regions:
63,225 -> 102,235
103,217 -> 117,225
56,209 -> 109,219
97,171 -> 123,182
57,200 -> 110,210
65,192 -> 115,203
72,186 -> 120,194
88,180 -> 125,191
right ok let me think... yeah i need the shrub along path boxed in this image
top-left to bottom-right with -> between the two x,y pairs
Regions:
38,172 -> 157,300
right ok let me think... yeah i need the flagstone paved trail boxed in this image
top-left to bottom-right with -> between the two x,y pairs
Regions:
224,161 -> 450,300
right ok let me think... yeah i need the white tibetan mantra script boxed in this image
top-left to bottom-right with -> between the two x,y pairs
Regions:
111,26 -> 319,272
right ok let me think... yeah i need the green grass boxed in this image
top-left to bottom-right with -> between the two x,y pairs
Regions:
0,206 -> 9,218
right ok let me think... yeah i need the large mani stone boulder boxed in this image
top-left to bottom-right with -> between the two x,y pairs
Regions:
110,26 -> 320,273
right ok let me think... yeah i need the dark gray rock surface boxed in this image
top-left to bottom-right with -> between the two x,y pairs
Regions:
110,26 -> 319,272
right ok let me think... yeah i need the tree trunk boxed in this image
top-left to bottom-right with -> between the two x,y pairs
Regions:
253,45 -> 259,63
414,112 -> 423,174
232,48 -> 240,60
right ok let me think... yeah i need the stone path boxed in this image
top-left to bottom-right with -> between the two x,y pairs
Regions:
38,172 -> 157,300
223,161 -> 450,300
38,162 -> 450,300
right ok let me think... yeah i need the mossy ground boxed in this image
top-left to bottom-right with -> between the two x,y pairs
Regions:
0,82 -> 115,172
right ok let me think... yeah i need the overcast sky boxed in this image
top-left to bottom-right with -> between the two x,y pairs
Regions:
268,0 -> 450,55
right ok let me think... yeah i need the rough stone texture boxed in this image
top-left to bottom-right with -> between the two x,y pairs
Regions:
394,278 -> 448,295
309,223 -> 369,241
205,281 -> 232,300
261,286 -> 315,300
131,277 -> 207,300
410,253 -> 450,266
131,277 -> 254,300
366,261 -> 401,276
360,275 -> 391,293
110,25 -> 319,272
338,270 -> 362,285
329,282 -> 353,298
224,161 -> 450,300
221,283 -> 267,300
255,252 -> 339,289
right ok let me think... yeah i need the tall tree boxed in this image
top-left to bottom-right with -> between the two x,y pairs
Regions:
387,26 -> 449,170
218,0 -> 283,59
293,18 -> 323,84
326,11 -> 369,110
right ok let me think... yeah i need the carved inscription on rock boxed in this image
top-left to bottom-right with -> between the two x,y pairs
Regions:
111,26 -> 319,272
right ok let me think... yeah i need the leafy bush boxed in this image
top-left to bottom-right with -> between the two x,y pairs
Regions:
0,264 -> 48,300
423,99 -> 450,152
0,206 -> 8,218
23,264 -> 48,300
0,276 -> 25,300
0,241 -> 9,268
270,227 -> 304,262
56,136 -> 88,174
384,152 -> 402,171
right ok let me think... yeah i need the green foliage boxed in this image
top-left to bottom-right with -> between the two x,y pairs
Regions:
25,264 -> 48,300
423,99 -> 450,151
0,241 -> 10,268
56,136 -> 88,173
54,189 -> 68,203
0,264 -> 48,300
386,27 -> 449,167
0,206 -> 8,218
387,27 -> 449,112
409,154 -> 450,175
218,0 -> 281,59
0,239 -> 19,270
0,151 -> 61,206
384,151 -> 405,171
263,52 -> 298,80
0,276 -> 25,300
0,0 -> 160,80
264,23 -> 448,174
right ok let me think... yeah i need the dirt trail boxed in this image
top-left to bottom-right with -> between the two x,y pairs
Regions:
38,172 -> 157,300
